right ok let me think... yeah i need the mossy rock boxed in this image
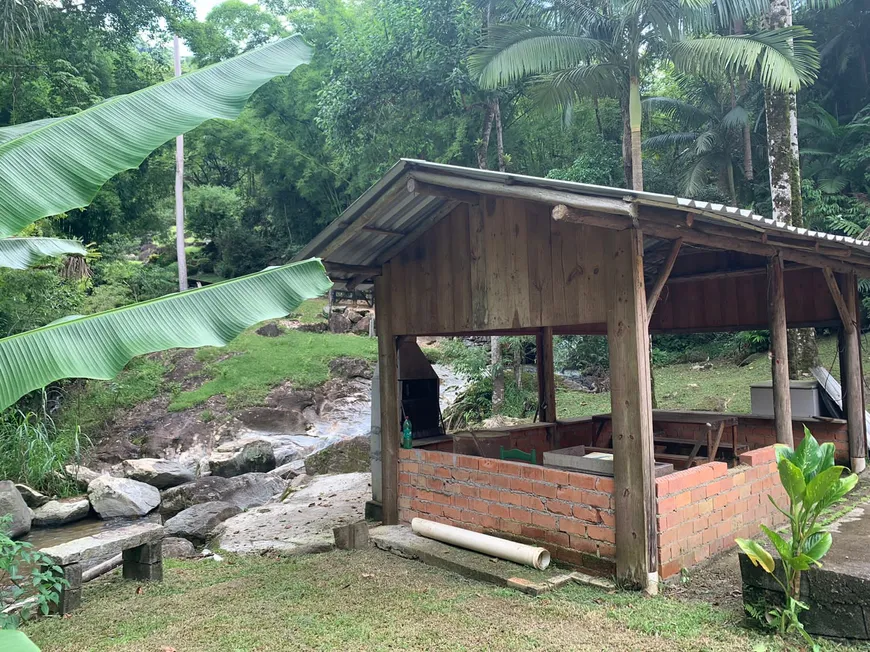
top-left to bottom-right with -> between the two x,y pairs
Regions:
305,436 -> 370,475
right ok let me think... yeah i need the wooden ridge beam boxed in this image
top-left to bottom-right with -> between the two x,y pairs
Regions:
362,225 -> 408,237
646,238 -> 682,320
406,177 -> 480,204
323,262 -> 381,278
412,171 -> 638,218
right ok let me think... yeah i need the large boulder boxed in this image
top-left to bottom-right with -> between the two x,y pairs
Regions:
88,476 -> 161,518
164,501 -> 241,544
208,439 -> 275,478
162,536 -> 196,559
328,312 -> 352,334
15,484 -> 48,509
159,472 -> 285,519
31,497 -> 90,527
305,436 -> 371,476
0,481 -> 31,538
121,458 -> 194,489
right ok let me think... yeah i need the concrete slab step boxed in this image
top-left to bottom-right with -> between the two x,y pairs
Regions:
369,524 -> 615,595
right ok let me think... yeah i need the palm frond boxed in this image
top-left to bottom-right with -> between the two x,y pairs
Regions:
0,36 -> 312,239
643,131 -> 701,149
670,27 -> 819,92
471,25 -> 613,88
643,96 -> 712,125
721,105 -> 749,129
0,237 -> 86,270
0,259 -> 332,410
527,63 -> 624,110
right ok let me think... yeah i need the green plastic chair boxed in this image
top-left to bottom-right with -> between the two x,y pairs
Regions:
499,446 -> 537,464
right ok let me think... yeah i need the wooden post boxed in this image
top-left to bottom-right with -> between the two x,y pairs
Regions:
838,273 -> 867,472
767,254 -> 794,447
606,229 -> 658,593
374,263 -> 400,524
536,327 -> 557,423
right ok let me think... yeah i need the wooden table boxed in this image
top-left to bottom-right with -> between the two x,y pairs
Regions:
590,410 -> 742,467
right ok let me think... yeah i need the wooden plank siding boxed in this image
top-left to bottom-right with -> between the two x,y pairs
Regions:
384,196 -> 841,337
388,198 -> 609,335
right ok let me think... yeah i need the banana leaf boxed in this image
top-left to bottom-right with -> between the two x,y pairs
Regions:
0,237 -> 86,270
0,259 -> 332,410
0,35 -> 312,238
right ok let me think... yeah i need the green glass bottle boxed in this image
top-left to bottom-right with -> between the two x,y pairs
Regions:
402,417 -> 413,449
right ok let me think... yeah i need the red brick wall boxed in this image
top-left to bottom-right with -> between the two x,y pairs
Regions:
398,448 -> 616,575
656,445 -> 787,579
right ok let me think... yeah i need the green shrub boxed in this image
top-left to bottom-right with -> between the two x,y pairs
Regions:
554,335 -> 609,373
737,427 -> 858,646
0,516 -> 69,629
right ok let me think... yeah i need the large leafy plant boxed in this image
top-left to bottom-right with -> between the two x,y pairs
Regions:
736,428 -> 858,645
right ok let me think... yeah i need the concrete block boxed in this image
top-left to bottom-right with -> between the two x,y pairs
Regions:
122,560 -> 163,582
123,541 -> 162,565
334,520 -> 370,550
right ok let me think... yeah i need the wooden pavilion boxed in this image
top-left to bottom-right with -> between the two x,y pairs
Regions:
295,159 -> 869,591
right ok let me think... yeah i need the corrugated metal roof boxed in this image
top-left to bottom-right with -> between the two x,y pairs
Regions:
295,159 -> 870,278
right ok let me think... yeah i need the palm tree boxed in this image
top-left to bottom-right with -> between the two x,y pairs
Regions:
469,0 -> 819,191
643,77 -> 756,202
0,36 -> 332,410
799,102 -> 870,194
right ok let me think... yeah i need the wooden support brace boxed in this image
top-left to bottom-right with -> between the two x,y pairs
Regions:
375,264 -> 400,524
406,177 -> 481,204
767,254 -> 794,448
837,272 -> 867,472
646,238 -> 682,320
536,327 -> 557,424
823,267 -> 856,334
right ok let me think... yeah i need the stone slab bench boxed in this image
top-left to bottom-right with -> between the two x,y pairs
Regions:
40,522 -> 166,614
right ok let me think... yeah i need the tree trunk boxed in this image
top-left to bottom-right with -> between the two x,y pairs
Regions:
629,76 -> 643,191
732,20 -> 753,182
493,97 -> 506,172
763,0 -> 817,377
477,103 -> 494,170
174,34 -> 189,292
621,102 -> 633,188
491,336 -> 504,414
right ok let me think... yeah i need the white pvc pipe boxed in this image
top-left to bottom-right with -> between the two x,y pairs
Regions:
411,518 -> 551,570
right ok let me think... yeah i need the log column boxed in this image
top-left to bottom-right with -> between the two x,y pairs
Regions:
374,263 -> 401,524
839,273 -> 867,472
767,254 -> 794,448
606,228 -> 658,593
536,326 -> 557,423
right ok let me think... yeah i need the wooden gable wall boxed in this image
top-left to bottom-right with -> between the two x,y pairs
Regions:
387,197 -> 610,335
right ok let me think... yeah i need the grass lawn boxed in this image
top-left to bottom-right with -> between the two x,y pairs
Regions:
168,328 -> 377,411
557,333 -> 870,419
23,549 -> 835,652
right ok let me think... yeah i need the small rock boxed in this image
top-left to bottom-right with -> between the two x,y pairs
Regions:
162,536 -> 196,559
352,315 -> 372,334
121,458 -> 195,489
208,439 -> 276,478
32,497 -> 90,526
88,476 -> 161,518
65,464 -> 100,491
0,480 -> 31,538
165,501 -> 241,544
345,309 -> 363,324
268,461 -> 304,480
15,484 -> 49,508
256,322 -> 281,337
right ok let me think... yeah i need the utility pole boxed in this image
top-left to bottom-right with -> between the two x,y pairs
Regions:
174,34 -> 189,291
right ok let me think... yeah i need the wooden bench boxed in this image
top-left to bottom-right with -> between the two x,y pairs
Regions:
40,522 -> 165,614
